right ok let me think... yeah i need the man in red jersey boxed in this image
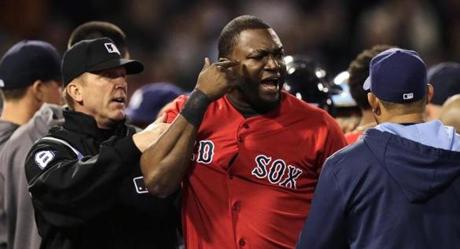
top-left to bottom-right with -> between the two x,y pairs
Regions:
141,15 -> 347,249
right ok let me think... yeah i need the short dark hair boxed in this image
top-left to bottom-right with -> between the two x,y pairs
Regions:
0,88 -> 28,101
348,44 -> 393,110
67,21 -> 128,57
1,79 -> 59,101
218,15 -> 271,58
380,96 -> 426,114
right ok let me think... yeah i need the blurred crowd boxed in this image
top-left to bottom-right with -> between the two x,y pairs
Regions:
1,0 -> 460,95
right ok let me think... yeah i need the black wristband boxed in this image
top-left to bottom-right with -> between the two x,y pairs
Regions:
180,89 -> 211,126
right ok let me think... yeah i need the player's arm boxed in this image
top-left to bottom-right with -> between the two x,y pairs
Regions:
140,58 -> 237,198
296,159 -> 348,249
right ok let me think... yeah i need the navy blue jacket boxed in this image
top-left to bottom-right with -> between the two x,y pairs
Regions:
296,128 -> 460,249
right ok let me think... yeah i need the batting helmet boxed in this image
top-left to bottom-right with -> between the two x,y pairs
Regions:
283,55 -> 333,109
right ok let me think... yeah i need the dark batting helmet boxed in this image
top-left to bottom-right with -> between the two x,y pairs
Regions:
283,55 -> 334,110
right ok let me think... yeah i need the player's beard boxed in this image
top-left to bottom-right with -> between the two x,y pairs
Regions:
233,76 -> 282,114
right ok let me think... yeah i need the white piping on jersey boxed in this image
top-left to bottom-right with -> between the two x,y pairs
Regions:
40,137 -> 84,160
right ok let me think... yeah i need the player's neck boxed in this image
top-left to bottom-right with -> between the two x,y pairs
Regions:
226,94 -> 259,118
1,99 -> 39,125
377,112 -> 425,125
358,109 -> 376,127
226,89 -> 280,118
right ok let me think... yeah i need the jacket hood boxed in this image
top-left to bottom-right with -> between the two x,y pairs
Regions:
363,121 -> 460,203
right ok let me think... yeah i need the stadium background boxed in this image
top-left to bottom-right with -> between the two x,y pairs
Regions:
0,0 -> 458,97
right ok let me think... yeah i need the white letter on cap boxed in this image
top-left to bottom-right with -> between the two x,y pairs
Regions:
104,43 -> 120,55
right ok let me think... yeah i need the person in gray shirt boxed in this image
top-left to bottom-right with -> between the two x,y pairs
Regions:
0,40 -> 63,249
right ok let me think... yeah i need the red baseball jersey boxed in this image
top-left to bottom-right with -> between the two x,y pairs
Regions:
164,91 -> 346,249
345,130 -> 364,144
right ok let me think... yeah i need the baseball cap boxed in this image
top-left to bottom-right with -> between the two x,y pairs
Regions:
363,48 -> 427,103
427,62 -> 460,105
0,40 -> 61,90
62,37 -> 143,85
126,82 -> 184,124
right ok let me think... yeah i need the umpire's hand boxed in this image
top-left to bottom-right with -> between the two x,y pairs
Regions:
132,114 -> 170,152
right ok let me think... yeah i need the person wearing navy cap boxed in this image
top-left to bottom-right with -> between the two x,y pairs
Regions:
126,82 -> 184,128
426,62 -> 460,120
297,48 -> 460,249
24,38 -> 179,249
0,40 -> 63,151
0,40 -> 64,249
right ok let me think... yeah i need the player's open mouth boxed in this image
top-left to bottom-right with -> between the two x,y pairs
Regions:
260,76 -> 280,92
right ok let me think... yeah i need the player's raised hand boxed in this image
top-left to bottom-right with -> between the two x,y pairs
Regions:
195,57 -> 239,100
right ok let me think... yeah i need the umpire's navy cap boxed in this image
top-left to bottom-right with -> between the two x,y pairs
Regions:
62,37 -> 143,85
0,40 -> 61,90
363,48 -> 427,103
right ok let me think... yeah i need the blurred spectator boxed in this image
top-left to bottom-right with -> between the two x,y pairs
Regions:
345,44 -> 393,144
355,0 -> 441,65
426,62 -> 460,120
126,82 -> 184,128
439,94 -> 460,132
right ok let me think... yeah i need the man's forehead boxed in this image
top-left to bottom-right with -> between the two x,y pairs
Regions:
267,28 -> 282,47
236,28 -> 283,50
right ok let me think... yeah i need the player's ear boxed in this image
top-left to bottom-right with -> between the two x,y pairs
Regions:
31,80 -> 45,102
66,77 -> 84,103
426,84 -> 434,104
368,92 -> 381,116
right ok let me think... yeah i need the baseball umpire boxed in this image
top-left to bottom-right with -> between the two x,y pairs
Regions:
24,38 -> 179,249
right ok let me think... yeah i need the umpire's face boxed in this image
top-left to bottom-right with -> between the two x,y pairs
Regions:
228,28 -> 286,112
70,66 -> 128,129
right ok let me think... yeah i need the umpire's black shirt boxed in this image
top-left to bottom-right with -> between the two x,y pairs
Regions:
25,109 -> 178,249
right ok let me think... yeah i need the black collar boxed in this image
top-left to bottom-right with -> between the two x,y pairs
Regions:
63,109 -> 128,140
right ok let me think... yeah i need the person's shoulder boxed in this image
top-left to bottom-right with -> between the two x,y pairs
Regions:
160,94 -> 190,122
28,126 -> 68,151
0,125 -> 41,165
345,130 -> 363,144
9,104 -> 64,143
1,124 -> 36,153
281,91 -> 320,110
323,140 -> 371,173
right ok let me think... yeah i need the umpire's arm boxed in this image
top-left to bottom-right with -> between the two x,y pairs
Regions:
140,58 -> 237,198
